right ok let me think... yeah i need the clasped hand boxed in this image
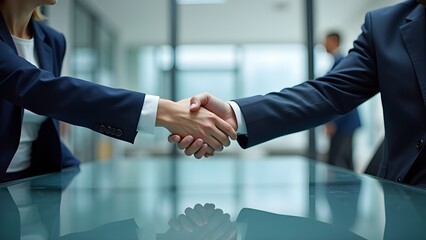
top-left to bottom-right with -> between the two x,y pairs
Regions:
165,93 -> 237,159
162,203 -> 237,240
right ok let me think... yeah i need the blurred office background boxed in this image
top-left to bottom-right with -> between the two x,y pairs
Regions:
45,0 -> 399,172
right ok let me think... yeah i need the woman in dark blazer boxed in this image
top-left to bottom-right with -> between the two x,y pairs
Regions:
0,0 -> 236,183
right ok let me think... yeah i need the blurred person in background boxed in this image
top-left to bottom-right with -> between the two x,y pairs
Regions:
323,32 -> 361,171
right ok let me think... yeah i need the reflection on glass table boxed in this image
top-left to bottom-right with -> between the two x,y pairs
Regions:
1,156 -> 426,239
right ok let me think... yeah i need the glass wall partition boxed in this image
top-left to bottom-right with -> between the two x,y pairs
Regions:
71,0 -> 117,162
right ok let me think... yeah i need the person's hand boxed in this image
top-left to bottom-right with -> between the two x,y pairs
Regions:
169,93 -> 238,157
189,93 -> 237,130
168,135 -> 216,159
156,98 -> 237,151
166,203 -> 237,240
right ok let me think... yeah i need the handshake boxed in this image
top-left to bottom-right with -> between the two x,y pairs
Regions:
156,93 -> 238,159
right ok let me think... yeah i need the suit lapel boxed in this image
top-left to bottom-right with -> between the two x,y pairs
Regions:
0,13 -> 54,72
400,5 -> 426,108
31,20 -> 54,72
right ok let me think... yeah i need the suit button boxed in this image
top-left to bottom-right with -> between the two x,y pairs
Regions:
116,129 -> 123,137
99,125 -> 106,133
397,177 -> 402,182
106,126 -> 112,134
416,139 -> 424,149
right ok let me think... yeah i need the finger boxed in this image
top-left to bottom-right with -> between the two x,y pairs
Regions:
178,214 -> 195,232
204,146 -> 215,157
168,217 -> 181,231
184,207 -> 205,227
202,203 -> 216,219
204,203 -> 216,212
168,134 -> 181,143
207,118 -> 230,148
195,203 -> 214,223
194,144 -> 209,159
216,118 -> 237,142
206,209 -> 225,225
204,216 -> 233,240
204,135 -> 224,151
217,222 -> 238,240
205,145 -> 215,154
190,96 -> 202,112
193,203 -> 206,221
203,146 -> 215,158
190,93 -> 211,112
202,209 -> 227,236
177,136 -> 194,150
203,208 -> 226,233
210,126 -> 231,148
184,139 -> 204,156
226,103 -> 238,140
194,204 -> 209,224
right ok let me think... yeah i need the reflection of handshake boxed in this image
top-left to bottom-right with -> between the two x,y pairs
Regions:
60,203 -> 237,240
159,203 -> 238,240
157,93 -> 238,159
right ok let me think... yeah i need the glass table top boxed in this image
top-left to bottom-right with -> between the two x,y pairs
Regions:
1,155 -> 425,240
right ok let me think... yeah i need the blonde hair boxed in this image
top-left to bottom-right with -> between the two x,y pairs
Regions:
32,7 -> 45,21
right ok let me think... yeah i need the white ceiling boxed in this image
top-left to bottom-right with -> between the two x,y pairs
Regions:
83,0 -> 401,47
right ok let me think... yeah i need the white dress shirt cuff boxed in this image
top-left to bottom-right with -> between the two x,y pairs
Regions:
228,101 -> 248,135
138,95 -> 160,134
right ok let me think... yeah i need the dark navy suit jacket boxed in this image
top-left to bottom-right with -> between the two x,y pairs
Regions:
234,0 -> 426,185
0,14 -> 145,182
329,52 -> 361,135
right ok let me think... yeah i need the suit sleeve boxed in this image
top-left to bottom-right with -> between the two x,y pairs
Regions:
234,12 -> 379,149
0,40 -> 145,144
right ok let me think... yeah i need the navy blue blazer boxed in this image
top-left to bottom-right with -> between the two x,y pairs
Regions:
330,52 -> 361,134
0,14 -> 145,182
234,1 -> 426,184
332,109 -> 361,135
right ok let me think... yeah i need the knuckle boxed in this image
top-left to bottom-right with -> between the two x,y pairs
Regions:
205,125 -> 214,132
225,124 -> 233,132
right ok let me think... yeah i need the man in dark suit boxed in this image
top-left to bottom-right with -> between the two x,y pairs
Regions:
323,32 -> 361,170
171,0 -> 426,187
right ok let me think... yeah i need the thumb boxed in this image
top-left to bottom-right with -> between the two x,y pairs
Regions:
190,92 -> 211,112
